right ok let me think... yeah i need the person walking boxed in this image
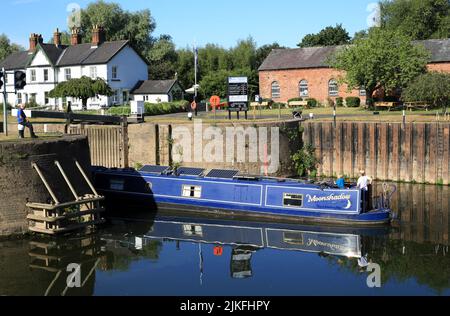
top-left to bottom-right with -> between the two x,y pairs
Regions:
17,104 -> 38,139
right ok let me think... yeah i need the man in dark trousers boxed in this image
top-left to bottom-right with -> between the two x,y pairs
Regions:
17,104 -> 38,138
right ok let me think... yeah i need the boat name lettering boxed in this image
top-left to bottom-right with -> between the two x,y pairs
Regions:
306,239 -> 349,251
306,194 -> 351,203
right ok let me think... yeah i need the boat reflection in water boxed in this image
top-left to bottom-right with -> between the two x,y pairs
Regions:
102,212 -> 390,281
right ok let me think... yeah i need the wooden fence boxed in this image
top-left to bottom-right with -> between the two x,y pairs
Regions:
70,124 -> 129,168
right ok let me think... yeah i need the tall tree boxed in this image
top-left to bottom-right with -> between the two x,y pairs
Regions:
380,0 -> 450,40
49,76 -> 113,110
0,34 -> 22,61
147,35 -> 178,80
329,28 -> 429,104
298,24 -> 351,48
80,0 -> 156,55
230,37 -> 257,70
175,48 -> 195,91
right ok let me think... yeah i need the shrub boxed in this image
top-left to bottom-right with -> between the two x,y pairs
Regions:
291,145 -> 319,178
345,97 -> 361,107
336,97 -> 344,107
305,98 -> 318,108
107,106 -> 131,116
402,72 -> 450,109
287,97 -> 303,103
272,102 -> 287,109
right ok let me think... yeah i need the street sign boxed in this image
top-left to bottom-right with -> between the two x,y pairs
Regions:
228,77 -> 248,112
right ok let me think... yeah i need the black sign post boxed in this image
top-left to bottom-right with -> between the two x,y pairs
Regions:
228,77 -> 248,120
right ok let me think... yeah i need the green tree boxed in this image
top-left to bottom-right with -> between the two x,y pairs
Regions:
80,0 -> 156,55
49,76 -> 113,110
298,24 -> 351,48
176,48 -> 195,91
0,34 -> 22,61
402,72 -> 450,110
230,37 -> 257,70
147,35 -> 178,80
380,0 -> 450,40
199,68 -> 257,99
329,28 -> 429,104
255,43 -> 285,69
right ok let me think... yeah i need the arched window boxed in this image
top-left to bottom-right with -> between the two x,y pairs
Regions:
271,81 -> 280,99
328,79 -> 338,97
299,80 -> 309,97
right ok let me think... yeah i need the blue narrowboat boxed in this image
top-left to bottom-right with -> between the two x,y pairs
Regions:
92,165 -> 394,226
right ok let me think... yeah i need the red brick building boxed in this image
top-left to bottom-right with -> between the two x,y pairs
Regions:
258,39 -> 450,104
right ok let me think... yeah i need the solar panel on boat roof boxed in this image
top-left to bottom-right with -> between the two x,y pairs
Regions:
177,167 -> 205,176
205,169 -> 239,179
140,165 -> 170,174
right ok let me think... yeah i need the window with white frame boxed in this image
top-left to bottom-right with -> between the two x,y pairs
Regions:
44,69 -> 49,82
271,81 -> 280,99
62,97 -> 67,108
4,73 -> 8,84
112,66 -> 118,79
44,92 -> 49,105
328,79 -> 339,97
30,69 -> 36,82
17,93 -> 22,104
65,68 -> 71,81
112,90 -> 119,104
90,66 -> 97,79
299,80 -> 309,97
182,185 -> 202,198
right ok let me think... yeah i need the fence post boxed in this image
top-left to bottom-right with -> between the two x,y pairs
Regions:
121,116 -> 129,168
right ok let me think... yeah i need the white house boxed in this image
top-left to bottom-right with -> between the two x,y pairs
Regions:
131,79 -> 185,103
0,26 -> 149,110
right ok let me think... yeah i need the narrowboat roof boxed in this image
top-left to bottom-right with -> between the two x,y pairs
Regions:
94,165 -> 345,190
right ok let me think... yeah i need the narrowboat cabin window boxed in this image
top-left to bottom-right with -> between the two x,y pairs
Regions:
283,193 -> 303,208
110,179 -> 125,191
182,185 -> 202,198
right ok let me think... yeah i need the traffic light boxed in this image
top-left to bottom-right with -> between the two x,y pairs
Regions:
14,71 -> 26,90
0,71 -> 3,90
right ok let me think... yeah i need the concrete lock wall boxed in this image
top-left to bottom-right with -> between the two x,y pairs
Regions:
128,120 -> 301,176
303,122 -> 450,185
0,136 -> 93,236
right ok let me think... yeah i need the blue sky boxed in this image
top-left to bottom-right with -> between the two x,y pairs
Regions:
2,0 -> 378,49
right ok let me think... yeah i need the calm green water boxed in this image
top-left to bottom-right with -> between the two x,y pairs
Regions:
0,183 -> 448,296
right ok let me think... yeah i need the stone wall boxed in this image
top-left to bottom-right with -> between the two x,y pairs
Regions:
303,122 -> 450,185
128,120 -> 301,177
0,135 -> 92,236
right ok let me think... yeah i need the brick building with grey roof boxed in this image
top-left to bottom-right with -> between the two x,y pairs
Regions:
258,39 -> 450,104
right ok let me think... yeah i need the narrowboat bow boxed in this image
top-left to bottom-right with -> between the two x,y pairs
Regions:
92,165 -> 395,226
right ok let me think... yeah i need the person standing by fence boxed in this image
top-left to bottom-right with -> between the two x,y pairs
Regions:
17,104 -> 37,139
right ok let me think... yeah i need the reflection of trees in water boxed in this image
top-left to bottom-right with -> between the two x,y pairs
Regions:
103,238 -> 163,272
326,236 -> 450,294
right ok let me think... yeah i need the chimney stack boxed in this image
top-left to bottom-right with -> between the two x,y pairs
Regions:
29,33 -> 43,52
71,27 -> 82,46
91,25 -> 106,47
53,28 -> 61,46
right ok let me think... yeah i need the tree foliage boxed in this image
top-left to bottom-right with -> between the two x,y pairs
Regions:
329,28 -> 429,102
0,34 -> 22,61
80,0 -> 156,55
49,76 -> 113,109
380,0 -> 450,40
402,72 -> 450,109
298,24 -> 351,48
147,35 -> 178,80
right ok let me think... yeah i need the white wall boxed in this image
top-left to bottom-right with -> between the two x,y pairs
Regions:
134,94 -> 170,103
